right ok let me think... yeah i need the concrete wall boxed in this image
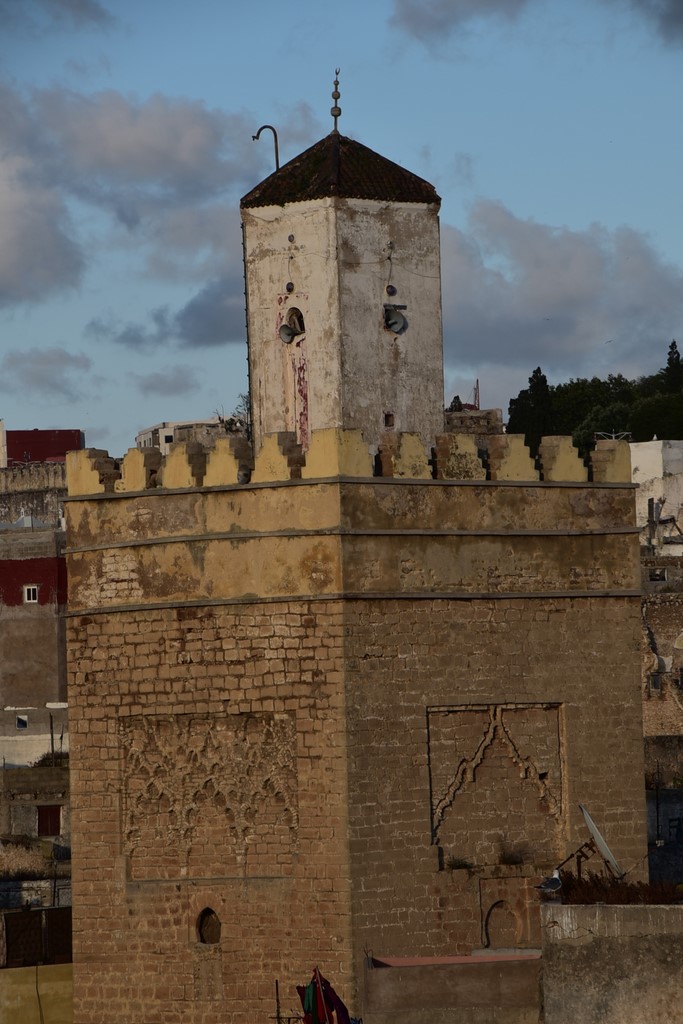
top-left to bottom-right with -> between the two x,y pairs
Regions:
641,592 -> 683,737
630,439 -> 683,537
0,963 -> 72,1024
541,904 -> 683,1024
0,464 -> 67,527
63,432 -> 646,1024
0,530 -> 68,767
0,767 -> 70,838
363,954 -> 541,1024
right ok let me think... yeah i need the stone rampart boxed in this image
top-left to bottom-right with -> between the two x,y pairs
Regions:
64,429 -> 646,1024
66,430 -> 628,496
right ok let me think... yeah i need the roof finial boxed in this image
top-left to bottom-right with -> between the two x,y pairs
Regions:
331,68 -> 341,132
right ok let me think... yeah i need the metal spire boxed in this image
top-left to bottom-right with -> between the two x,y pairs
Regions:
331,69 -> 341,132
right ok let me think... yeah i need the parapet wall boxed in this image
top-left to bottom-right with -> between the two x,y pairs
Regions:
66,430 -> 631,496
0,463 -> 67,494
541,904 -> 683,1024
0,463 -> 67,527
64,430 -> 638,617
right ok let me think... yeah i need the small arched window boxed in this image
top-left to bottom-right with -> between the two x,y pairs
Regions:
197,907 -> 221,944
279,307 -> 305,343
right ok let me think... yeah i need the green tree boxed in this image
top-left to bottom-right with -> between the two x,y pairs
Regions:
507,367 -> 555,454
572,401 -> 632,453
630,393 -> 683,441
661,340 -> 683,393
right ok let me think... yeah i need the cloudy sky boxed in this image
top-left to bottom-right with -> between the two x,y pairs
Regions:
1,0 -> 682,455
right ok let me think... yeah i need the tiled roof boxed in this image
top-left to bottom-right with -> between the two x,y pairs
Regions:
241,132 -> 440,209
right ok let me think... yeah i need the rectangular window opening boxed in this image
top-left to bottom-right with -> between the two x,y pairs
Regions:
38,805 -> 61,837
16,714 -> 28,730
23,584 -> 39,603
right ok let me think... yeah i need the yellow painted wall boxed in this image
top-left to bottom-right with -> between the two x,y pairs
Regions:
0,964 -> 72,1024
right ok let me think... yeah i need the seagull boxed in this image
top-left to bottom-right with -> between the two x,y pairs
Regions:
536,869 -> 562,895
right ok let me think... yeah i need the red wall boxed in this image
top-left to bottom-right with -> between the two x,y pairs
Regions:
6,429 -> 84,465
0,556 -> 67,606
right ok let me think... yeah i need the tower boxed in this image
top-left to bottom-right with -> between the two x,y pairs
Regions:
64,85 -> 648,1024
241,89 -> 444,453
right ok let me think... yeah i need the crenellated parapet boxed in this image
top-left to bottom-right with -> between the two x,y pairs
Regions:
66,430 -> 631,496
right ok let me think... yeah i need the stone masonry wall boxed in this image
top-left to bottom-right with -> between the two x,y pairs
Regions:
65,430 -> 646,1024
67,600 -> 353,1024
344,596 -> 645,994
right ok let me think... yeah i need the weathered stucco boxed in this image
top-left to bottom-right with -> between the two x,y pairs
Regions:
242,198 -> 444,453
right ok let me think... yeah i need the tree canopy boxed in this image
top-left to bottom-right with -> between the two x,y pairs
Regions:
507,342 -> 683,454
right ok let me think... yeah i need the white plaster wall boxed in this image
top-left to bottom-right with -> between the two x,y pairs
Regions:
337,199 -> 444,451
243,200 -> 341,451
631,440 -> 683,530
242,197 -> 445,454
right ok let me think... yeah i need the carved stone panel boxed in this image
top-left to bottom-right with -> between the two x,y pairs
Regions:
428,703 -> 563,870
120,712 -> 298,880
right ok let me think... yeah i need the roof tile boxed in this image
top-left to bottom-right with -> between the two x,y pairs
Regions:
241,132 -> 440,209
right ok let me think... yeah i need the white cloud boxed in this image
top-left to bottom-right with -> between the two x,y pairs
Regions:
0,347 -> 92,400
441,202 -> 683,408
130,366 -> 201,397
391,0 -> 683,44
0,154 -> 83,305
0,0 -> 115,32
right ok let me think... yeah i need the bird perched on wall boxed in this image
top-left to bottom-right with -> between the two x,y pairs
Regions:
536,869 -> 562,896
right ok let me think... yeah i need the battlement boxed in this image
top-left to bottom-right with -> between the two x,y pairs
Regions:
66,430 -> 631,496
0,462 -> 67,494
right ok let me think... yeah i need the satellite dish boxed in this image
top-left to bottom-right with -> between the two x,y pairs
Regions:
579,803 -> 625,878
384,306 -> 407,335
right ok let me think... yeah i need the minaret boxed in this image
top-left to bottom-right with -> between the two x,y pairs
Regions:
240,74 -> 445,453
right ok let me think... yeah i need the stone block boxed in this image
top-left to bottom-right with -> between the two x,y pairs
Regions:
301,429 -> 373,479
434,433 -> 486,480
157,443 -> 206,489
66,449 -> 120,495
487,435 -> 538,481
377,433 -> 431,479
591,439 -> 631,483
114,448 -> 162,492
538,436 -> 587,482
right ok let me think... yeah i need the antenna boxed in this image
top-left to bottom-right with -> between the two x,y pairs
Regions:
579,804 -> 625,878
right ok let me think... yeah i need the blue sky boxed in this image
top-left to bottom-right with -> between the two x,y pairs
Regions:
1,0 -> 682,455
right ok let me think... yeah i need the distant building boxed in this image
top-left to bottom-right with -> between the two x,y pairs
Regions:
0,420 -> 84,468
135,418 -> 226,456
0,423 -> 79,767
631,439 -> 683,549
0,431 -> 73,913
